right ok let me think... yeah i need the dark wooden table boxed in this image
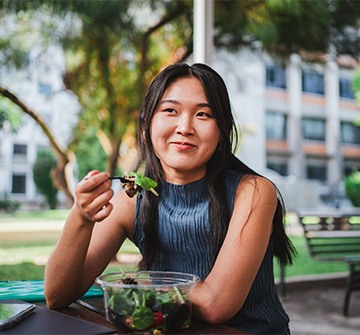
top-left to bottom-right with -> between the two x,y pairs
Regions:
35,297 -> 246,334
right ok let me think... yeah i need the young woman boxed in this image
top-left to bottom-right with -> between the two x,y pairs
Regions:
45,63 -> 295,334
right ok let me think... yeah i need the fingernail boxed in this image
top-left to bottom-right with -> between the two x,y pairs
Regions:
84,170 -> 99,180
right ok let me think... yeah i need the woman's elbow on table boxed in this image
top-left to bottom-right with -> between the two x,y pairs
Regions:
45,292 -> 64,310
193,300 -> 235,325
191,284 -> 238,324
44,284 -> 74,310
45,293 -> 68,310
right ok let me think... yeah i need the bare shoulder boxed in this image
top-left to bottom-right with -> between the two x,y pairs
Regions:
235,174 -> 278,207
238,174 -> 277,191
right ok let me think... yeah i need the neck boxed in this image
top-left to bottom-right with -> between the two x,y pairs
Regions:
163,169 -> 206,185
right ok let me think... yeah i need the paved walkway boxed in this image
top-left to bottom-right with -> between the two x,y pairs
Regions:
280,275 -> 360,335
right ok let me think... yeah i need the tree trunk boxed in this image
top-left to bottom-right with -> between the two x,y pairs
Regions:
0,87 -> 75,205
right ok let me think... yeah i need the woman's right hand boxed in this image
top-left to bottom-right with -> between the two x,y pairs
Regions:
45,169 -> 137,309
74,170 -> 114,224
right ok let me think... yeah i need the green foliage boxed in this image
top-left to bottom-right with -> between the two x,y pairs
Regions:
274,235 -> 347,278
0,231 -> 348,282
214,0 -> 360,59
0,98 -> 23,132
0,262 -> 45,281
353,68 -> 360,107
0,194 -> 20,213
108,284 -> 187,331
2,0 -> 360,180
127,171 -> 158,196
344,169 -> 360,207
54,0 -> 192,175
0,1 -> 193,177
8,209 -> 69,220
72,126 -> 108,179
32,149 -> 58,209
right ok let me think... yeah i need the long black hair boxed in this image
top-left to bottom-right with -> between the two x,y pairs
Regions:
137,62 -> 295,270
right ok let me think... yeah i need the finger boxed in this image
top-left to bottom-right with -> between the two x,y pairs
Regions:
93,188 -> 114,211
79,172 -> 111,194
84,188 -> 114,218
83,170 -> 99,180
93,202 -> 114,222
76,187 -> 114,221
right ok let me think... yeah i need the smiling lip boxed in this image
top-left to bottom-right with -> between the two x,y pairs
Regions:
172,141 -> 196,150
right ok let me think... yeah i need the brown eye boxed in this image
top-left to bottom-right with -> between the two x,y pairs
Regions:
197,111 -> 213,118
163,108 -> 177,114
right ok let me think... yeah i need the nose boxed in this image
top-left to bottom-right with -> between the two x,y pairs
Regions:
176,114 -> 194,135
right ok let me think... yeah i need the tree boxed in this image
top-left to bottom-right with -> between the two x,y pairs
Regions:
33,149 -> 58,209
1,0 -> 359,205
0,0 -> 193,204
353,67 -> 360,112
0,87 -> 75,204
344,169 -> 360,207
213,0 -> 360,60
73,125 -> 108,179
56,0 -> 192,175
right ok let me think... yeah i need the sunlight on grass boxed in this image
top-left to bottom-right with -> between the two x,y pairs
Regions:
273,235 -> 347,278
0,238 -> 140,281
0,239 -> 139,265
0,209 -> 351,282
0,246 -> 55,265
2,209 -> 70,220
0,262 -> 46,281
0,262 -> 138,281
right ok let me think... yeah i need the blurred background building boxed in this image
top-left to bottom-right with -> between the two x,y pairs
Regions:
0,46 -> 79,209
214,50 -> 359,210
1,45 -> 359,210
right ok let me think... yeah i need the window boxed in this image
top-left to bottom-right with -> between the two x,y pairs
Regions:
12,174 -> 26,194
302,118 -> 326,141
306,159 -> 327,182
266,64 -> 286,89
266,111 -> 287,140
267,162 -> 288,176
38,82 -> 52,96
339,78 -> 354,99
343,159 -> 360,176
13,144 -> 27,163
341,121 -> 360,145
302,70 -> 324,94
13,144 -> 27,155
267,155 -> 288,176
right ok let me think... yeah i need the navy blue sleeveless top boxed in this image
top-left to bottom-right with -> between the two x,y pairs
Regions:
133,170 -> 290,334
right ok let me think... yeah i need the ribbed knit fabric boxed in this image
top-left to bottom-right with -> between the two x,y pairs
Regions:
133,170 -> 290,334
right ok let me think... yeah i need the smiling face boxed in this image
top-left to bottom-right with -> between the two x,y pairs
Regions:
149,77 -> 221,184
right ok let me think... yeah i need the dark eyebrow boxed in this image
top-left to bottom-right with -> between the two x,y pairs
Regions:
158,99 -> 211,109
158,99 -> 180,105
197,102 -> 212,109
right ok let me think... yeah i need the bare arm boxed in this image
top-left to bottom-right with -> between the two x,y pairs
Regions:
44,171 -> 136,309
190,175 -> 277,324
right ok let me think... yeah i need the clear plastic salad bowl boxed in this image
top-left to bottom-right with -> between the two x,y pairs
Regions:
96,271 -> 200,333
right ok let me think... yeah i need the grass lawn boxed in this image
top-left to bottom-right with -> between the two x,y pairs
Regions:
0,238 -> 139,281
273,235 -> 347,278
0,209 -> 70,220
0,209 -> 349,281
